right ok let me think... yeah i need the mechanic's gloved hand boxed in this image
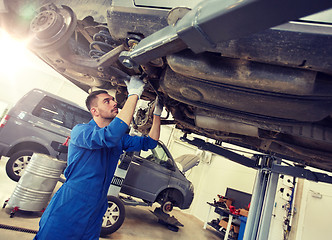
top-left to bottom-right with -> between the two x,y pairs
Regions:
153,96 -> 163,116
125,75 -> 145,99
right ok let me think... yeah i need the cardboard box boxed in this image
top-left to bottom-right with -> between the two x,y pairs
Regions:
219,219 -> 240,233
233,225 -> 240,234
239,208 -> 249,217
219,219 -> 232,230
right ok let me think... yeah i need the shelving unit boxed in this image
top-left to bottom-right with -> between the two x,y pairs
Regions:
204,202 -> 240,240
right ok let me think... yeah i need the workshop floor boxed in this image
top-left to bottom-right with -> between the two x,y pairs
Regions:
0,157 -> 220,240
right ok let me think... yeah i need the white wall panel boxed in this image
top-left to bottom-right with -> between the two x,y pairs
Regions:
293,180 -> 332,240
0,51 -> 87,109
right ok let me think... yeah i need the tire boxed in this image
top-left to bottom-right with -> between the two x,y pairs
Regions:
100,196 -> 125,236
6,150 -> 34,182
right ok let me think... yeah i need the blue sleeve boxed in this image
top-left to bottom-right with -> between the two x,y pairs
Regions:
71,117 -> 128,149
121,134 -> 158,152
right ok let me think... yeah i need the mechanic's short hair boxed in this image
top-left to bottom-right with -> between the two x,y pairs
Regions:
85,90 -> 108,111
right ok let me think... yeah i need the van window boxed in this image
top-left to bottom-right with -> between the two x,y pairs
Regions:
139,143 -> 170,166
32,96 -> 91,129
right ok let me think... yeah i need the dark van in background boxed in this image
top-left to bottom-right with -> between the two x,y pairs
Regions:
0,89 -> 91,181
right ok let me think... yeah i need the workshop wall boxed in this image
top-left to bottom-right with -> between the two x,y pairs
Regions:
0,54 -> 87,110
290,175 -> 332,239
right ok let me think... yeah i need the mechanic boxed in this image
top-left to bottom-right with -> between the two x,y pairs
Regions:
34,75 -> 163,240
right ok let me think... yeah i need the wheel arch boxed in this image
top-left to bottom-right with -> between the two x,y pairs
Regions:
7,141 -> 50,157
156,188 -> 185,208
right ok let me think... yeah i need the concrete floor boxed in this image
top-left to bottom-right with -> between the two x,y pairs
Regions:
0,157 -> 221,240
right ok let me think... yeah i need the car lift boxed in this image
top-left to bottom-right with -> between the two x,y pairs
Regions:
180,135 -> 332,240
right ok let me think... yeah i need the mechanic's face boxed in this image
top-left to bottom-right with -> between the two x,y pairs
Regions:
94,93 -> 118,120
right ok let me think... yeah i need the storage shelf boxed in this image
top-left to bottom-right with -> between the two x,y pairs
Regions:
204,203 -> 239,240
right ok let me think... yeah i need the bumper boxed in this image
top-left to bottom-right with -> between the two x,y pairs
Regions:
181,191 -> 194,210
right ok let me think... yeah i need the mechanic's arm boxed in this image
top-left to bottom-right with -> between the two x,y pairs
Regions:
116,76 -> 145,126
148,115 -> 161,141
148,97 -> 163,141
116,95 -> 138,126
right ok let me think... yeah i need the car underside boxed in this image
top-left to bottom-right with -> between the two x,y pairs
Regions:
1,0 -> 332,172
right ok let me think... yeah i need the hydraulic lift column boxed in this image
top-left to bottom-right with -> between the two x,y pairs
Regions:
244,156 -> 280,240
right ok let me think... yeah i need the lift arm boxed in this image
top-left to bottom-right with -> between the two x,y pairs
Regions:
181,135 -> 332,184
119,0 -> 332,69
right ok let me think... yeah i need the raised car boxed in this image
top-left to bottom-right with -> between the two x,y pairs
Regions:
1,0 -> 332,172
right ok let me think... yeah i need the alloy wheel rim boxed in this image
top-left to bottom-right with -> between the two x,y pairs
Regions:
13,156 -> 31,176
102,202 -> 120,227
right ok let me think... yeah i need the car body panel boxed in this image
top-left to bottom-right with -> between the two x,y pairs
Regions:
121,155 -> 173,203
120,141 -> 194,209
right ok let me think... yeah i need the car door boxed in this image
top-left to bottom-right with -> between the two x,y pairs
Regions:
121,142 -> 174,202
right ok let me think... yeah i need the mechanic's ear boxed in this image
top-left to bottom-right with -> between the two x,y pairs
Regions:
90,107 -> 99,117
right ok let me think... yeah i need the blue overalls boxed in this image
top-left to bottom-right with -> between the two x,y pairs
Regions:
34,117 -> 157,240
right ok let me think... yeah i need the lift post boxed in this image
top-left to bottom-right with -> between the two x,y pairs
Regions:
244,156 -> 280,240
180,135 -> 332,239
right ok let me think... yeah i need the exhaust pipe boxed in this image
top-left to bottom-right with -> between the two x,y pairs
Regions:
195,114 -> 259,137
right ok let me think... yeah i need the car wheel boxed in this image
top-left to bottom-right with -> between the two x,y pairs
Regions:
5,150 -> 33,182
100,196 -> 125,236
161,201 -> 174,213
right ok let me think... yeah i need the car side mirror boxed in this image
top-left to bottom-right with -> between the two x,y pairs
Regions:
165,158 -> 175,171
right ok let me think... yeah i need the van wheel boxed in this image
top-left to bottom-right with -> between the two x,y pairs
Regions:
5,150 -> 33,182
100,196 -> 125,236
